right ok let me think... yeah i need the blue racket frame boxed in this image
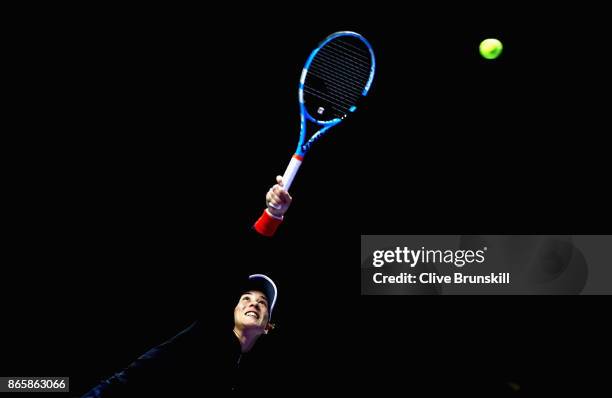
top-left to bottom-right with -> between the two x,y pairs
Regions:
296,31 -> 376,157
279,31 -> 376,193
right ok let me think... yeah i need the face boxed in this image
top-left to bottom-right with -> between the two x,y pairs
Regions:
234,290 -> 270,333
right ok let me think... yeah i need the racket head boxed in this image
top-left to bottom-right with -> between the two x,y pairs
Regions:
299,31 -> 376,125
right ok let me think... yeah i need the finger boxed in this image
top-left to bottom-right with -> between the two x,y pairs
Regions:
269,198 -> 282,209
278,190 -> 292,203
269,192 -> 281,203
272,185 -> 285,195
276,175 -> 284,186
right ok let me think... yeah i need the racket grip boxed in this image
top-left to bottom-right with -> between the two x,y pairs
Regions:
281,154 -> 303,192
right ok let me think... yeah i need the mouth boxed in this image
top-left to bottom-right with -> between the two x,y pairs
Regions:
245,311 -> 260,320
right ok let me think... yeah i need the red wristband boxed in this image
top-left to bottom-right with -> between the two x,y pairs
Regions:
253,209 -> 283,237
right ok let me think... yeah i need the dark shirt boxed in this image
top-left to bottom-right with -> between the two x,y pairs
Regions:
82,321 -> 275,396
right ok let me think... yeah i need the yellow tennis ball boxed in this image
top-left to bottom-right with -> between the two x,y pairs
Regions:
479,38 -> 503,60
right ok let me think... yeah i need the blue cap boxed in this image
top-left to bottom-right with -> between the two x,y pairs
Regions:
245,274 -> 278,321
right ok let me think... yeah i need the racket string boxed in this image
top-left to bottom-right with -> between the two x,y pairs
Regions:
304,73 -> 361,102
311,60 -> 363,91
302,90 -> 348,118
311,57 -> 369,86
311,59 -> 367,87
304,86 -> 354,106
303,87 -> 354,109
307,72 -> 366,102
303,73 -> 362,104
315,49 -> 372,79
309,67 -> 367,95
306,81 -> 362,102
328,39 -> 371,58
317,47 -> 372,78
308,68 -> 365,93
321,47 -> 371,67
315,75 -> 359,102
301,34 -> 374,122
302,85 -> 352,109
314,52 -> 371,80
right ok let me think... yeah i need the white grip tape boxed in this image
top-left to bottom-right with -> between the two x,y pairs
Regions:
281,156 -> 302,192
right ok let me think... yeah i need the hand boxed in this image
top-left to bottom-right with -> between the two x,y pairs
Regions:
266,176 -> 292,218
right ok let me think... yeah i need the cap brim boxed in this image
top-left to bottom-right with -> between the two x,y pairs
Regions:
246,274 -> 277,320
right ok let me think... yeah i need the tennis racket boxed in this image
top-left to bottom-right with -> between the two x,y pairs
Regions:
280,31 -> 376,192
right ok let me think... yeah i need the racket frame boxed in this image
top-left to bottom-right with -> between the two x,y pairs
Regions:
282,31 -> 376,191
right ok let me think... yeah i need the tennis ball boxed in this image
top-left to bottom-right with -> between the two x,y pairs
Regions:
479,38 -> 503,60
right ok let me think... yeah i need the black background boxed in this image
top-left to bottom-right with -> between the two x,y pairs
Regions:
3,3 -> 611,396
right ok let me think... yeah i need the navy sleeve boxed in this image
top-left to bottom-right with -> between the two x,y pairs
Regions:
81,322 -> 201,397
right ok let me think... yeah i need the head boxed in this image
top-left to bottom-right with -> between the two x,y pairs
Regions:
234,290 -> 274,336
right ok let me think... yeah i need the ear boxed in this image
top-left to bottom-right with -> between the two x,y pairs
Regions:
264,322 -> 275,334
